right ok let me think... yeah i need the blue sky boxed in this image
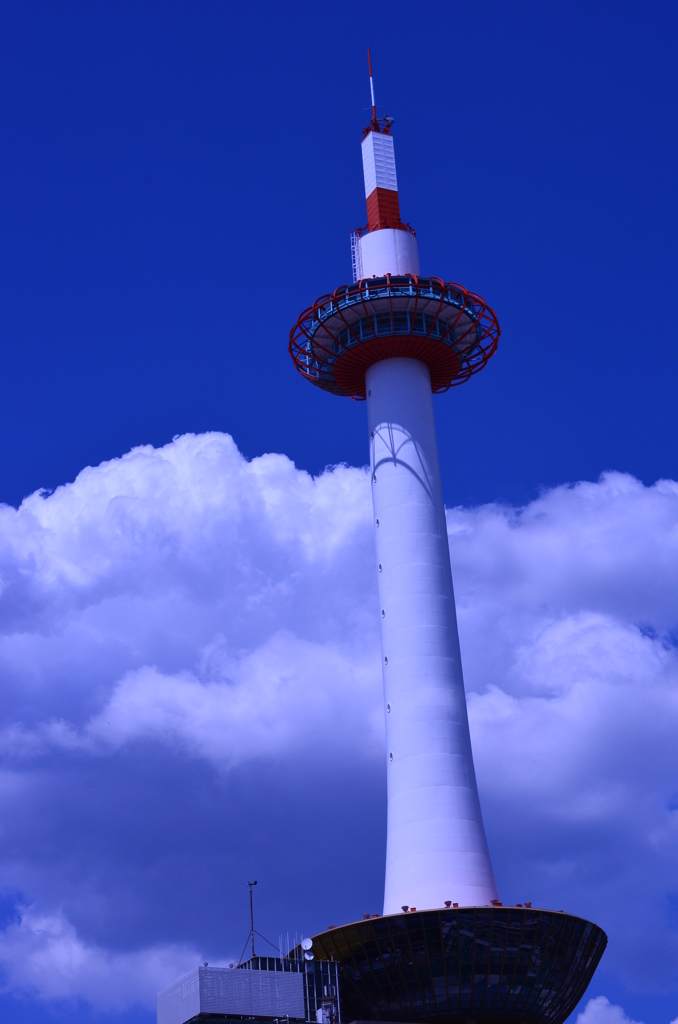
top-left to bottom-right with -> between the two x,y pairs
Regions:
0,3 -> 677,1024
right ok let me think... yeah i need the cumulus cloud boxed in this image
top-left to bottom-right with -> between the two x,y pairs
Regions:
0,434 -> 676,1013
445,476 -> 678,986
576,996 -> 644,1024
1,634 -> 380,767
0,905 -> 198,1010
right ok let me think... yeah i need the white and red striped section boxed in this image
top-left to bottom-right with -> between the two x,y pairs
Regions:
356,127 -> 420,279
360,129 -> 402,232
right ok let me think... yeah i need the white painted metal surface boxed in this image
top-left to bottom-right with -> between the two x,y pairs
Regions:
361,131 -> 398,197
366,357 -> 498,913
157,967 -> 305,1024
157,968 -> 200,1024
360,227 -> 419,278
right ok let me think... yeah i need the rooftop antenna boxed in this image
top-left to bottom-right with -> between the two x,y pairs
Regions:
248,880 -> 257,958
367,47 -> 377,124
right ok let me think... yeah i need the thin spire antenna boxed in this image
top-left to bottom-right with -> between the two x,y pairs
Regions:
248,880 -> 257,958
367,47 -> 376,122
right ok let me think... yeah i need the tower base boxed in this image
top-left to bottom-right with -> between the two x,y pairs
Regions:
310,907 -> 606,1024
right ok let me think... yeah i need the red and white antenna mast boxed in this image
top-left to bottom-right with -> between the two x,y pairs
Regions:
368,47 -> 377,125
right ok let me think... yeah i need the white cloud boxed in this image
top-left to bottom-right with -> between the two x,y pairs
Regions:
0,437 -> 676,1009
0,632 -> 381,767
576,996 -> 644,1024
83,631 -> 382,765
444,476 -> 678,985
0,906 -> 198,1010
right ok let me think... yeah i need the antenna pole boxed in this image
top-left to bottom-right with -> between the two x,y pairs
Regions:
248,881 -> 257,958
367,47 -> 376,122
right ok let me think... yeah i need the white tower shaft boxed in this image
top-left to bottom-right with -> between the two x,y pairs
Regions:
366,357 -> 498,913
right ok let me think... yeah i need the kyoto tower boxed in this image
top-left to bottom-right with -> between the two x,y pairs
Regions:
290,52 -> 499,915
289,53 -> 606,1024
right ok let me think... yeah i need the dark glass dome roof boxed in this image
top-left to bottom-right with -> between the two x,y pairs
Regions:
308,907 -> 606,1024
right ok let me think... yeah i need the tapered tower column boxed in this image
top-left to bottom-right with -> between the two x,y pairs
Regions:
289,54 -> 607,1024
366,357 -> 497,913
290,51 -> 502,913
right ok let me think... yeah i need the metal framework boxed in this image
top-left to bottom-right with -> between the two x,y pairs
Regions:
308,907 -> 607,1024
289,276 -> 499,400
240,957 -> 342,1024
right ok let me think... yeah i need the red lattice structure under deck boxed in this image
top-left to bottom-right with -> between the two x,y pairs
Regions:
289,275 -> 500,400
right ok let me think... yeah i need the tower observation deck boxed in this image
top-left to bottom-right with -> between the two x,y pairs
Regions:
288,51 -> 607,1024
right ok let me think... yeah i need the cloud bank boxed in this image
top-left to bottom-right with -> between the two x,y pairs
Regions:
577,996 -> 644,1024
0,432 -> 676,1016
